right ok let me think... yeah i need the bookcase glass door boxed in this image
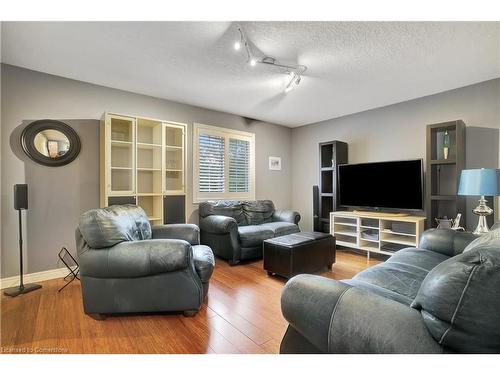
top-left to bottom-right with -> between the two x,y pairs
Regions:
164,124 -> 185,193
110,116 -> 135,194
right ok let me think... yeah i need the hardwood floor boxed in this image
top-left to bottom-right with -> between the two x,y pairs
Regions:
0,250 -> 381,354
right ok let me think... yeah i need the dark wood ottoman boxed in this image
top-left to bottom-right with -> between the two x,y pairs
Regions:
263,232 -> 335,279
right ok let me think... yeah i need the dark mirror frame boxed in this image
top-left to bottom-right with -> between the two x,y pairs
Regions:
21,120 -> 81,167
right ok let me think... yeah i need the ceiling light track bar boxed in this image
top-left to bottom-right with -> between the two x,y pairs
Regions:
234,25 -> 307,93
258,57 -> 307,75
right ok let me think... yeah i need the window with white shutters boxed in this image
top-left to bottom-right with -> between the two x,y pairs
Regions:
229,138 -> 250,193
193,124 -> 255,202
198,134 -> 225,193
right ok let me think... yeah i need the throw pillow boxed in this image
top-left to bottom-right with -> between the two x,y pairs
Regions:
411,240 -> 500,353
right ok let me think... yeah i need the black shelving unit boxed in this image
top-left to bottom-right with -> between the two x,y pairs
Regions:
425,120 -> 466,229
316,141 -> 348,233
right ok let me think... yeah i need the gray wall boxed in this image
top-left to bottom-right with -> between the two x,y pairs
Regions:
2,63 -> 499,278
9,120 -> 100,275
291,78 -> 500,231
1,64 -> 293,278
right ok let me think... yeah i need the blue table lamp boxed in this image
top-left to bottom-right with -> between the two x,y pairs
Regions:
458,168 -> 500,235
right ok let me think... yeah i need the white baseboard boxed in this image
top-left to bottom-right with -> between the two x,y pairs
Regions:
0,267 -> 71,290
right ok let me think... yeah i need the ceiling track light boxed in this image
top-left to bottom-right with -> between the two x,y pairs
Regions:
234,27 -> 244,51
235,26 -> 254,65
233,25 -> 307,92
284,72 -> 301,93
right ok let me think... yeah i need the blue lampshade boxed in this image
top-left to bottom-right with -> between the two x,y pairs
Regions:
458,169 -> 500,196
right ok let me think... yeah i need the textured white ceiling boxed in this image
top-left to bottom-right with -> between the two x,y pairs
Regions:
2,21 -> 499,127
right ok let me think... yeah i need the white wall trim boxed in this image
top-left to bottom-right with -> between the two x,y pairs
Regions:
0,267 -> 70,290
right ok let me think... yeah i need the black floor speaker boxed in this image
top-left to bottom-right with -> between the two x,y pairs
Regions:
4,184 -> 42,297
14,184 -> 28,210
313,185 -> 320,232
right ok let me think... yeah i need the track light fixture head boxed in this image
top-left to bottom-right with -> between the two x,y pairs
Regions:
284,72 -> 301,93
250,58 -> 257,67
234,27 -> 245,52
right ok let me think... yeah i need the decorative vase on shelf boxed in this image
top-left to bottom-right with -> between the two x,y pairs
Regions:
443,131 -> 450,160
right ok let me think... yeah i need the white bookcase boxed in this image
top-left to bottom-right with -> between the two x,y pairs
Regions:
100,112 -> 187,225
330,211 -> 426,259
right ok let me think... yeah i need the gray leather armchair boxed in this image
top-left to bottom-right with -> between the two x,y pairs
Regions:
199,200 -> 301,265
280,227 -> 500,353
76,205 -> 215,319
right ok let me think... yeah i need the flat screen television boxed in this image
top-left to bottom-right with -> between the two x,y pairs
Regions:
338,159 -> 424,211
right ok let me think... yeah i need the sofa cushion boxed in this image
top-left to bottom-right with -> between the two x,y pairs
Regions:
198,200 -> 246,225
238,225 -> 274,247
79,205 -> 152,249
387,247 -> 450,271
344,248 -> 448,305
192,245 -> 215,283
261,222 -> 300,237
411,233 -> 500,353
242,200 -> 275,225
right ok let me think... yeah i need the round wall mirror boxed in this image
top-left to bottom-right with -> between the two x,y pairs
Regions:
21,120 -> 81,167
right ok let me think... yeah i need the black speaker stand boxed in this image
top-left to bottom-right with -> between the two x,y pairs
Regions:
3,209 -> 42,297
3,283 -> 42,297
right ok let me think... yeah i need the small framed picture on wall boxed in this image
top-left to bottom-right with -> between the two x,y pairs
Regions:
269,156 -> 282,171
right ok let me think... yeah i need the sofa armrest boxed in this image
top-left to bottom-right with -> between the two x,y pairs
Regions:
281,274 -> 351,352
199,215 -> 238,234
199,215 -> 241,263
152,224 -> 200,245
78,239 -> 192,278
419,229 -> 478,257
273,210 -> 301,225
281,274 -> 443,354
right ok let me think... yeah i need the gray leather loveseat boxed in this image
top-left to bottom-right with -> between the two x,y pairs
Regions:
280,226 -> 500,353
199,200 -> 301,265
76,205 -> 215,319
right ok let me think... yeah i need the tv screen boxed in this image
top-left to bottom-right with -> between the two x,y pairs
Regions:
338,159 -> 423,211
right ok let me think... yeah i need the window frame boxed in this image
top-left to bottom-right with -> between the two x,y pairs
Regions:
193,123 -> 255,203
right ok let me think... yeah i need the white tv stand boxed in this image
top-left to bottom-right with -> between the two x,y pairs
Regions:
352,210 -> 410,217
330,211 -> 426,260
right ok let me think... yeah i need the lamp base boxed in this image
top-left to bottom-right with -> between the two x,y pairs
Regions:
472,196 -> 493,235
3,283 -> 42,297
473,215 -> 490,235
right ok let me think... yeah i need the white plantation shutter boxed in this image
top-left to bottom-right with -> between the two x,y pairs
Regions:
194,123 -> 255,202
229,138 -> 250,192
198,134 -> 225,192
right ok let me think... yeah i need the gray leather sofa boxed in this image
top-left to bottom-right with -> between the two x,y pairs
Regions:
199,200 -> 301,265
280,226 -> 500,353
75,205 -> 215,319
